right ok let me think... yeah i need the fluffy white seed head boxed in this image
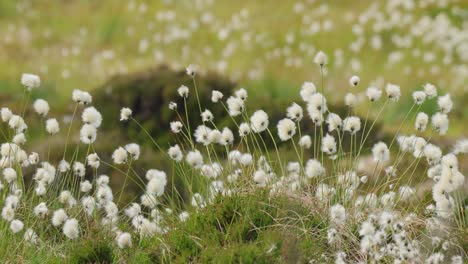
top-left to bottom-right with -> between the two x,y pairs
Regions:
322,134 -> 337,155
72,89 -> 92,105
366,87 -> 382,102
415,112 -> 428,131
125,143 -> 140,160
112,147 -> 128,164
52,209 -> 68,227
46,118 -> 60,134
300,82 -> 316,101
431,112 -> 449,135
120,107 -> 132,121
343,116 -> 361,134
186,150 -> 203,168
305,159 -> 325,179
437,94 -> 453,114
299,135 -> 312,149
82,107 -> 102,128
211,90 -> 224,103
80,124 -> 97,144
10,219 -> 24,233
277,118 -> 296,141
63,218 -> 79,239
326,113 -> 342,132
116,232 -> 132,249
424,83 -> 437,99
314,50 -> 328,66
287,103 -> 303,121
349,75 -> 360,87
330,204 -> 346,225
168,144 -> 183,162
412,91 -> 426,105
250,110 -> 269,133
1,108 -> 13,122
344,93 -> 357,107
226,96 -> 244,116
33,99 -> 50,117
177,85 -> 189,98
21,73 -> 40,91
372,142 -> 390,162
385,83 -> 401,101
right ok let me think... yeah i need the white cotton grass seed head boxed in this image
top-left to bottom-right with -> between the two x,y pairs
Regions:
10,219 -> 24,233
415,112 -> 429,131
424,83 -> 437,99
343,116 -> 361,134
226,96 -> 244,116
452,139 -> 468,155
235,88 -> 248,101
72,89 -> 92,105
120,107 -> 132,121
305,159 -> 325,179
86,153 -> 100,169
194,125 -> 212,145
211,90 -> 223,103
344,93 -> 357,108
326,113 -> 342,132
314,50 -> 328,66
250,110 -> 269,133
349,75 -> 360,87
277,118 -> 296,141
300,82 -> 316,101
299,135 -> 312,149
170,121 -> 183,133
33,99 -> 50,117
80,180 -> 92,193
437,94 -> 453,114
431,112 -> 449,135
372,142 -> 390,162
125,143 -> 140,160
21,73 -> 40,91
366,87 -> 382,102
306,93 -> 327,113
186,150 -> 203,168
201,109 -> 213,122
168,144 -> 183,162
63,218 -> 79,239
1,108 -> 13,122
82,107 -> 102,128
412,91 -> 426,105
168,102 -> 177,110
238,122 -> 250,137
321,134 -> 337,155
80,124 -> 97,144
46,118 -> 60,134
220,127 -> 234,145
112,147 -> 128,164
116,232 -> 132,249
59,160 -> 70,173
330,204 -> 346,225
146,170 -> 167,196
52,209 -> 68,227
24,228 -> 38,244
385,83 -> 401,101
186,64 -> 197,76
286,103 -> 303,121
13,133 -> 26,145
2,206 -> 15,221
3,168 -> 17,184
177,85 -> 189,98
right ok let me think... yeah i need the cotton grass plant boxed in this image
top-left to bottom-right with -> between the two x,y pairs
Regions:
0,55 -> 466,262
